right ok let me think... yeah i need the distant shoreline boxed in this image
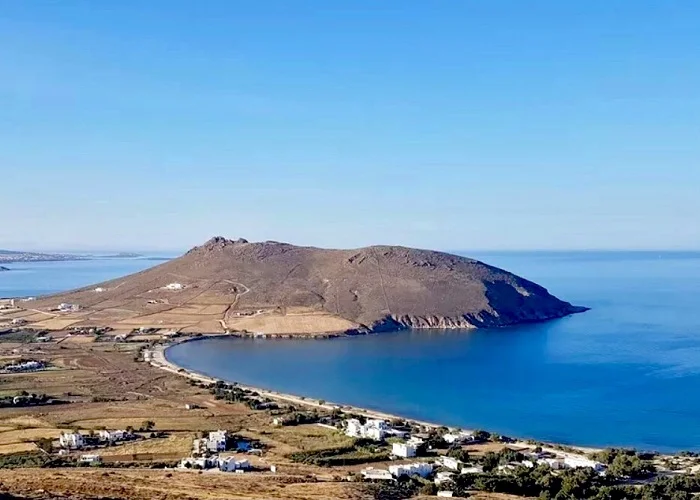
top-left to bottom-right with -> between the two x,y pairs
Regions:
148,335 -> 605,458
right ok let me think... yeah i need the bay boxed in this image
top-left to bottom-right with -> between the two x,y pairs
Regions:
166,251 -> 700,453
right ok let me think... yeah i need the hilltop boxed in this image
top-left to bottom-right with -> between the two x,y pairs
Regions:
7,237 -> 586,335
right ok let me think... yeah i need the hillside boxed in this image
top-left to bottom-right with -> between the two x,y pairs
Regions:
9,237 -> 586,335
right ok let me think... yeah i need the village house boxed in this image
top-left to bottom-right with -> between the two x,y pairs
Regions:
392,442 -> 417,458
179,456 -> 218,469
460,465 -> 484,475
389,462 -> 433,478
99,430 -> 129,443
439,456 -> 462,471
59,432 -> 85,449
10,318 -> 26,325
57,303 -> 80,312
218,457 -> 250,472
563,456 -> 606,472
164,283 -> 183,290
2,360 -> 44,373
345,419 -> 390,441
442,430 -> 476,444
361,467 -> 394,481
435,471 -> 455,485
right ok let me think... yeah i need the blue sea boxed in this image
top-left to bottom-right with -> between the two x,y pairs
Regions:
3,251 -> 700,452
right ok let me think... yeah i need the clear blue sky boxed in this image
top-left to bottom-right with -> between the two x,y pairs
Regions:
1,1 -> 699,251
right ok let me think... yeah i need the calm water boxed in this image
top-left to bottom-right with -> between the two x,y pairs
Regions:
166,251 -> 700,453
0,257 -> 169,298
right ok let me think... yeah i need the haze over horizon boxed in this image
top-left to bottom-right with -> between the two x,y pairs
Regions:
2,1 -> 699,252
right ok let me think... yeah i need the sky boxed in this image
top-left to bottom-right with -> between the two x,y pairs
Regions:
1,1 -> 699,252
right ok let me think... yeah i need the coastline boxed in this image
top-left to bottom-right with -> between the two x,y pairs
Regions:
146,336 -> 605,458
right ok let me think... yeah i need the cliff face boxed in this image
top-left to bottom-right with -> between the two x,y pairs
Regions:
27,237 -> 586,335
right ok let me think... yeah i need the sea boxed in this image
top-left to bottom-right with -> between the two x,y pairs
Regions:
3,251 -> 700,452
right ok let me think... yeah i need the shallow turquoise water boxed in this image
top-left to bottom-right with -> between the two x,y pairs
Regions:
165,251 -> 700,453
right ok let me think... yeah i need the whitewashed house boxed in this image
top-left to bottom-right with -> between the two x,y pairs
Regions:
60,432 -> 85,449
435,471 -> 455,485
437,492 -> 454,498
460,465 -> 484,475
443,430 -> 475,444
207,430 -> 228,452
563,456 -> 606,472
392,442 -> 417,458
11,318 -> 27,325
389,462 -> 433,478
58,303 -> 80,312
345,419 -> 390,441
361,467 -> 394,481
219,457 -> 250,472
439,456 -> 462,471
164,283 -> 183,291
99,430 -> 128,443
179,456 -> 218,469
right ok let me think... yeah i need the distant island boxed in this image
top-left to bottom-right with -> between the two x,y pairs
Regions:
9,236 -> 587,335
0,266 -> 9,272
0,249 -> 143,264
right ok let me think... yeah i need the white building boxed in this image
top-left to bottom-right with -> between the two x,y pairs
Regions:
99,430 -> 128,443
58,303 -> 80,312
164,283 -> 183,290
94,287 -> 105,293
392,442 -> 417,458
219,457 -> 250,472
443,430 -> 475,444
179,456 -> 218,469
563,456 -> 606,472
437,492 -> 454,498
361,467 -> 394,481
59,432 -> 85,449
540,458 -> 566,470
79,454 -> 102,464
11,318 -> 27,325
389,462 -> 433,478
439,456 -> 462,471
435,471 -> 455,485
206,430 -> 228,452
345,419 -> 390,441
460,465 -> 484,475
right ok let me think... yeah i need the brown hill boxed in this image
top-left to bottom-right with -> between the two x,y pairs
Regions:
19,237 -> 586,335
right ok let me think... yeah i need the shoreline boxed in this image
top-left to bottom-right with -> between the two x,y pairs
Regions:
146,336 -> 606,458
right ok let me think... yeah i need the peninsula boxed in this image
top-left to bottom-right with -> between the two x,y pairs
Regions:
0,249 -> 144,264
4,237 -> 585,335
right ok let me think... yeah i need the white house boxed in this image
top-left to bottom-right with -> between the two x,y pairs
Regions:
389,462 -> 433,478
392,442 -> 417,458
437,492 -> 454,498
179,456 -> 218,469
164,283 -> 183,291
435,471 -> 455,485
439,456 -> 462,471
58,303 -> 80,312
79,454 -> 102,464
207,430 -> 228,452
345,419 -> 390,441
219,457 -> 250,472
59,432 -> 84,449
540,458 -> 566,470
443,430 -> 475,444
99,430 -> 128,443
94,287 -> 105,293
460,465 -> 483,475
11,318 -> 27,325
563,456 -> 606,472
361,467 -> 394,481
